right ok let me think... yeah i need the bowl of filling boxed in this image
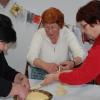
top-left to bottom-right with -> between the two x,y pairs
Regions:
25,89 -> 53,100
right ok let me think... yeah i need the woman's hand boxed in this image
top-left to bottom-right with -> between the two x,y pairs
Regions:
45,63 -> 59,73
33,58 -> 59,73
43,72 -> 60,85
9,83 -> 29,100
20,75 -> 30,90
43,69 -> 73,85
14,73 -> 30,90
60,60 -> 75,70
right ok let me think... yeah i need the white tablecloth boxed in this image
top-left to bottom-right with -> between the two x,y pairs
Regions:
29,79 -> 100,100
0,79 -> 100,100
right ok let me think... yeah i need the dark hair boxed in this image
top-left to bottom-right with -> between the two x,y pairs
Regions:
41,7 -> 64,28
0,14 -> 16,43
76,0 -> 100,24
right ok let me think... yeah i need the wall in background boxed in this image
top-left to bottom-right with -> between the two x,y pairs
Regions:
5,0 -> 90,73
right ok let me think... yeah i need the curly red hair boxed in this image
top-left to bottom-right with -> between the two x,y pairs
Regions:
41,7 -> 64,28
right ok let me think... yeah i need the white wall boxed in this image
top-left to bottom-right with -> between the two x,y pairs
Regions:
5,0 -> 90,73
17,0 -> 91,25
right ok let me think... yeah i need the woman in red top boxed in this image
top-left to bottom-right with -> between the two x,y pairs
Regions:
43,0 -> 100,85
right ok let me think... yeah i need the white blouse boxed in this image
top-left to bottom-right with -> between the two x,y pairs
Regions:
27,26 -> 85,66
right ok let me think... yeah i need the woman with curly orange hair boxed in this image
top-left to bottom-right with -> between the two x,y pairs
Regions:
27,7 -> 85,80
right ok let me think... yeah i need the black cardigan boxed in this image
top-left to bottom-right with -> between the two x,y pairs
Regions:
0,52 -> 18,97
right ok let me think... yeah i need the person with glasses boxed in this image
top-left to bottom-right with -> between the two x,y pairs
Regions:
27,7 -> 85,80
43,0 -> 100,85
0,14 -> 30,99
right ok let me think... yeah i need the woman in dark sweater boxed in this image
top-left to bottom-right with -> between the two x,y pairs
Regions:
0,14 -> 30,99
